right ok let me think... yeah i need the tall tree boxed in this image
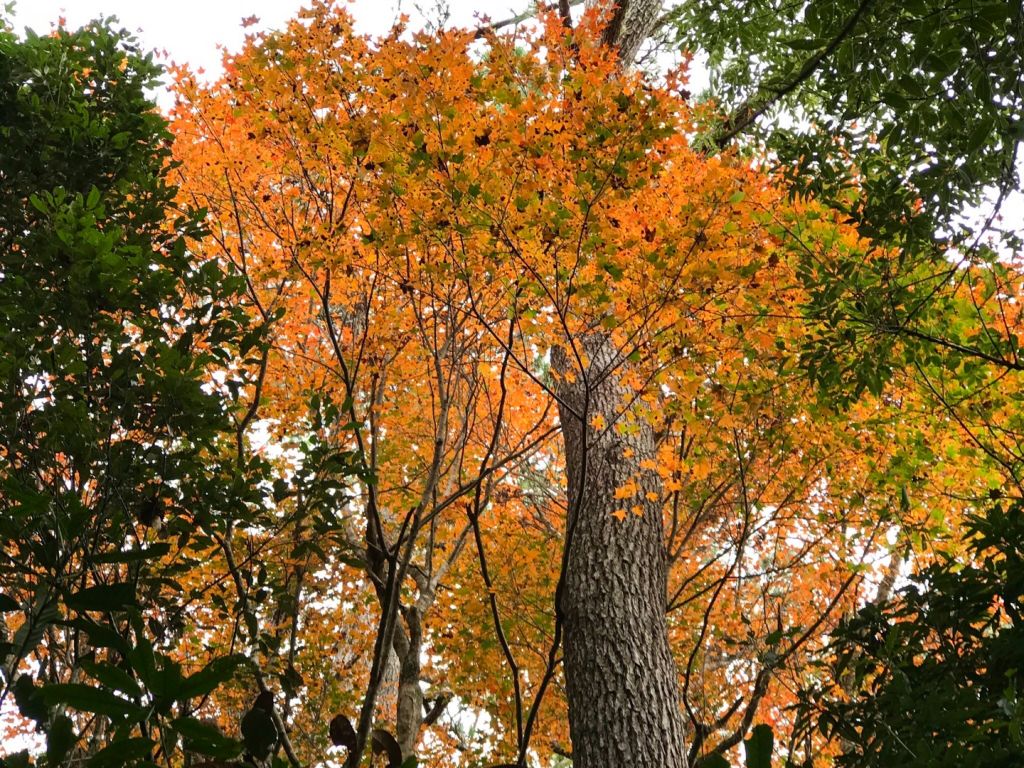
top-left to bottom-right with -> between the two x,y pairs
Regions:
168,5 -> 999,768
553,3 -> 689,766
0,15 -> 270,766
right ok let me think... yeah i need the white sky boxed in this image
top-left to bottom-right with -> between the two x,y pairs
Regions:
7,0 -> 499,79
7,0 -> 1021,240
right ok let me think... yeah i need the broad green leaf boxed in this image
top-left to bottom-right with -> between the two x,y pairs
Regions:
13,675 -> 48,724
63,618 -> 131,655
179,654 -> 247,700
240,707 -> 278,759
171,717 -> 242,759
40,683 -> 145,719
66,583 -> 136,613
46,714 -> 77,765
87,737 -> 155,767
93,543 -> 171,564
743,723 -> 774,768
80,658 -> 142,698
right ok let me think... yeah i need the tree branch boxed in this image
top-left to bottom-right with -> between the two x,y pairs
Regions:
473,0 -> 585,39
713,0 -> 875,150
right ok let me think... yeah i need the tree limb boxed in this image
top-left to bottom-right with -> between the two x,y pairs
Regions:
713,0 -> 875,150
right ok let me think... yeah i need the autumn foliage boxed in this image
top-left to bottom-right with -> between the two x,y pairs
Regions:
3,3 -> 1016,767
155,3 -> 994,764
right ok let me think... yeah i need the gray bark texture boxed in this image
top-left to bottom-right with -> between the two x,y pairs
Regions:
588,0 -> 663,65
394,606 -> 424,758
553,333 -> 688,768
552,6 -> 689,766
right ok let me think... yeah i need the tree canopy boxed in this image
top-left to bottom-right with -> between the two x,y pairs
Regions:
0,15 -> 274,767
1,2 -> 1022,768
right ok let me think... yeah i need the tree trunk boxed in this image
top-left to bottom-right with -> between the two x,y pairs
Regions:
393,606 -> 424,758
587,0 -> 663,65
554,334 -> 688,768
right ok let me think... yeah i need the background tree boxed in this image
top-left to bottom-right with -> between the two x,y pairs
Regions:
0,15 -> 279,766
667,0 -> 1023,405
796,498 -> 1024,767
664,1 -> 1024,762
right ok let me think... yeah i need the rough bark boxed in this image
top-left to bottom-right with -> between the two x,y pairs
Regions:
393,606 -> 425,758
588,0 -> 663,65
366,525 -> 425,760
391,582 -> 448,758
549,6 -> 688,766
554,334 -> 688,768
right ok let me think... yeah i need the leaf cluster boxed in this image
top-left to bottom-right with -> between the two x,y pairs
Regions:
0,15 -> 272,767
797,499 -> 1024,766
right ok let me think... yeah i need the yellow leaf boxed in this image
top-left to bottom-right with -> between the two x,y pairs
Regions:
614,479 -> 638,500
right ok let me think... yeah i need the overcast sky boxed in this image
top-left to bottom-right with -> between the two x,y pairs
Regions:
7,0 -> 497,79
7,0 -> 1020,233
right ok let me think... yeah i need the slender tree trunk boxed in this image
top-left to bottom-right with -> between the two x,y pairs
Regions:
393,606 -> 424,758
554,335 -> 688,768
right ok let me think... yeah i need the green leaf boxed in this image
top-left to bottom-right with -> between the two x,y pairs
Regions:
63,618 -> 131,655
80,658 -> 142,698
126,636 -> 158,688
240,707 -> 278,759
967,119 -> 992,152
601,261 -> 624,280
171,717 -> 242,759
701,755 -> 731,768
40,683 -> 145,719
93,543 -> 171,564
785,37 -> 822,50
743,723 -> 774,768
179,654 -> 246,700
0,593 -> 19,612
87,737 -> 155,767
148,656 -> 184,703
66,583 -> 136,612
28,193 -> 48,213
13,674 -> 48,724
47,714 -> 77,765
11,591 -> 58,660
